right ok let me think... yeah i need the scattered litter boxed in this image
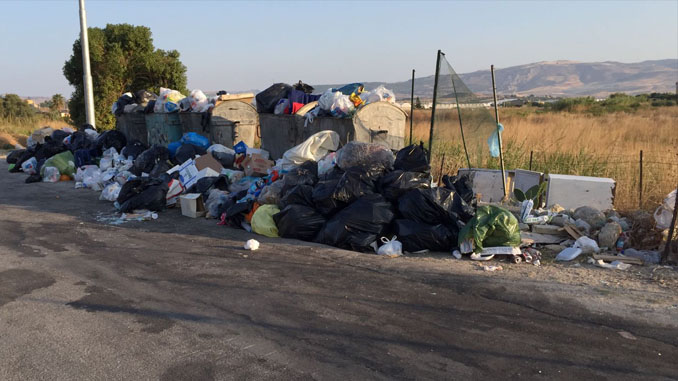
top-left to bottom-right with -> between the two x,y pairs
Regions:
377,236 -> 402,257
556,247 -> 583,262
244,239 -> 260,251
482,265 -> 503,272
588,258 -> 631,270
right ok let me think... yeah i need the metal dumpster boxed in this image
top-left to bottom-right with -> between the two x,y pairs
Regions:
115,113 -> 148,145
210,100 -> 258,148
179,113 -> 210,139
259,101 -> 407,159
145,113 -> 182,146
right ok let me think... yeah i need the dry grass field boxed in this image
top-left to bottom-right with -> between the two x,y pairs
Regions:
410,106 -> 678,211
0,118 -> 71,148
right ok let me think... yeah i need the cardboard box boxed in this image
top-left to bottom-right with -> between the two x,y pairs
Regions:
241,153 -> 273,177
179,193 -> 206,218
195,153 -> 224,173
166,179 -> 185,206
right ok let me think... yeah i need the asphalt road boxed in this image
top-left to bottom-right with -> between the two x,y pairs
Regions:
1,165 -> 677,380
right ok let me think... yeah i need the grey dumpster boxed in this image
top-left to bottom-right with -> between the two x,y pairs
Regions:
115,113 -> 148,145
259,101 -> 407,159
179,113 -> 210,140
210,100 -> 258,148
145,113 -> 182,146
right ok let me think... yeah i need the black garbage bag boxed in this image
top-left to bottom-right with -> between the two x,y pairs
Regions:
394,219 -> 456,252
121,139 -> 148,160
280,184 -> 315,208
221,200 -> 253,227
274,205 -> 326,241
113,93 -> 135,117
51,129 -> 71,143
25,173 -> 42,183
333,164 -> 385,204
74,148 -> 96,168
377,170 -> 431,201
144,100 -> 156,114
94,130 -> 127,155
134,90 -> 156,106
283,160 -> 318,191
34,139 -> 68,161
149,160 -> 172,179
293,81 -> 314,94
6,149 -> 25,164
132,146 -> 170,176
394,143 -> 430,173
319,166 -> 344,181
316,194 -> 395,252
255,83 -> 292,113
187,175 -> 230,199
442,174 -> 475,205
398,188 -> 465,228
173,143 -> 206,165
211,151 -> 235,169
117,178 -> 169,213
11,148 -> 36,172
312,179 -> 346,216
67,131 -> 93,152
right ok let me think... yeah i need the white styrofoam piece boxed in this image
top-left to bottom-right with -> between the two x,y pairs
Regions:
546,174 -> 615,210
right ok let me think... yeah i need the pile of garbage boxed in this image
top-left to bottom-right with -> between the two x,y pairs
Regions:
513,191 -> 677,268
6,125 -> 675,263
256,81 -> 396,119
111,87 -> 214,116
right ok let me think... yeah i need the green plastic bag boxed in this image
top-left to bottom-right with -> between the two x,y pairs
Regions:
8,164 -> 15,172
251,204 -> 281,238
40,151 -> 75,178
458,205 -> 521,252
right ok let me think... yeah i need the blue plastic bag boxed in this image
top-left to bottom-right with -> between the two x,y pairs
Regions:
487,123 -> 504,158
167,141 -> 182,157
233,141 -> 248,154
180,132 -> 209,150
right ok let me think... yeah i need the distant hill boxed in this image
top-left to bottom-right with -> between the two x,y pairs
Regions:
313,59 -> 678,99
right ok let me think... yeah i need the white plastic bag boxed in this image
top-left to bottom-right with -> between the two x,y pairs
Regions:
154,87 -> 185,113
188,89 -> 209,112
555,247 -> 583,261
654,189 -> 676,230
317,152 -> 337,176
573,236 -> 600,254
100,182 -> 121,202
42,167 -> 60,183
207,144 -> 236,155
244,239 -> 259,251
318,90 -> 354,117
377,236 -> 402,256
280,130 -> 340,170
21,157 -> 38,175
362,85 -> 396,104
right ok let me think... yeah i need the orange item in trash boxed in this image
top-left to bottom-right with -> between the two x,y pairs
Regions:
245,202 -> 260,223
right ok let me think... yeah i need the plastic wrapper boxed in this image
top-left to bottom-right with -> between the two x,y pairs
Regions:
335,141 -> 395,171
395,220 -> 455,252
188,89 -> 209,112
42,167 -> 60,183
316,194 -> 395,252
280,131 -> 340,170
361,85 -> 396,105
273,205 -> 326,241
100,182 -> 122,202
154,87 -> 186,113
317,152 -> 336,176
377,236 -> 402,256
21,157 -> 38,175
457,205 -> 521,253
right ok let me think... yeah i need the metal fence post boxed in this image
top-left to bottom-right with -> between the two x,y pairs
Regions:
639,150 -> 643,209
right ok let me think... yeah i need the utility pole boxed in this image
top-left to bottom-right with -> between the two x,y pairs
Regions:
79,0 -> 96,129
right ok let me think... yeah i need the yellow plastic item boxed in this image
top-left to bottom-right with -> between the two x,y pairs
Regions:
349,92 -> 363,107
251,204 -> 280,238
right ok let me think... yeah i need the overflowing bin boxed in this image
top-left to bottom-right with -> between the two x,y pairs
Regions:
259,101 -> 407,160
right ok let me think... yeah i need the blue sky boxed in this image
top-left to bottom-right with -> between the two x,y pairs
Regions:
1,0 -> 676,97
